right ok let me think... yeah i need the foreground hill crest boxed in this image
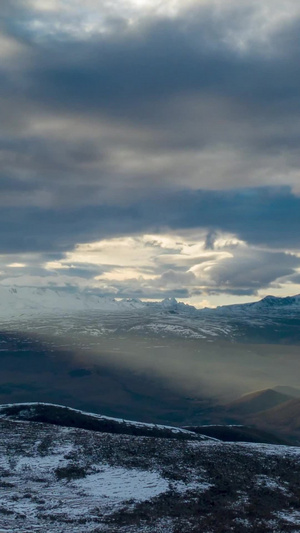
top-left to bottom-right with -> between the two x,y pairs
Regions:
1,402 -> 300,532
0,402 -> 210,441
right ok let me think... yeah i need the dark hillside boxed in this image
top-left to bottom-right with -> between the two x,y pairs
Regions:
185,425 -> 291,445
224,389 -> 292,416
0,403 -> 203,440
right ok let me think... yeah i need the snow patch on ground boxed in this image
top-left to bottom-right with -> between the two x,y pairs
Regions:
255,475 -> 290,494
276,511 -> 300,525
74,465 -> 169,503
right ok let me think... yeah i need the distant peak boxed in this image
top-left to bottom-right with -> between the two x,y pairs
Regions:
161,297 -> 178,305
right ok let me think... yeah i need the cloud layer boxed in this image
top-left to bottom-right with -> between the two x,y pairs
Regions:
1,0 -> 300,305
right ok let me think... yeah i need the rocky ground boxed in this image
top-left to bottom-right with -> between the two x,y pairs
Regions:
0,409 -> 300,532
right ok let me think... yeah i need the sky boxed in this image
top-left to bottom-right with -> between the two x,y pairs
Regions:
1,0 -> 300,307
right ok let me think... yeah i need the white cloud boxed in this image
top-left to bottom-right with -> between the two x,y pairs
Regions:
45,232 -> 224,273
40,232 -> 300,303
7,262 -> 27,268
96,268 -> 156,281
0,230 -> 299,305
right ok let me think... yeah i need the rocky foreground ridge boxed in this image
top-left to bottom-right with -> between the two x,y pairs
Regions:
0,403 -> 300,532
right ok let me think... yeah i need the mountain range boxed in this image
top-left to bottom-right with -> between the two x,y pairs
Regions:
1,285 -> 300,318
1,286 -> 300,346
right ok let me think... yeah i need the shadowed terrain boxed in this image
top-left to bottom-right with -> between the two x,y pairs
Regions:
0,404 -> 300,532
1,303 -> 300,441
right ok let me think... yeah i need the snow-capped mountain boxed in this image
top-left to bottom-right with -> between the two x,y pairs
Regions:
0,286 -> 146,317
0,286 -> 198,318
205,294 -> 300,316
1,286 -> 300,344
2,285 -> 300,318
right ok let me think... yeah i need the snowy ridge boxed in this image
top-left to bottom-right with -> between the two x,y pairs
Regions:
0,402 -> 212,440
205,293 -> 300,316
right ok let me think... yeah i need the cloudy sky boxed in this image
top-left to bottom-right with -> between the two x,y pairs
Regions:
1,0 -> 300,307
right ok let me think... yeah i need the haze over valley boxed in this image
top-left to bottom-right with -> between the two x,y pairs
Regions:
1,286 -> 300,442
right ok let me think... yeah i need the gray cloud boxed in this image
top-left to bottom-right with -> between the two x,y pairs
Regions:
0,186 -> 299,254
205,231 -> 218,250
1,2 -> 300,200
201,249 -> 300,291
157,270 -> 197,289
0,1 -> 300,302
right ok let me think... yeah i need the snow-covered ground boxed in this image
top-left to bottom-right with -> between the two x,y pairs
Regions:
0,406 -> 300,532
0,415 -> 213,532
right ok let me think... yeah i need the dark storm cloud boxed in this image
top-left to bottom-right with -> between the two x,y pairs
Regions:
0,176 -> 35,193
0,204 -> 142,253
1,3 -> 300,139
158,187 -> 300,250
0,186 -> 299,254
3,5 -> 298,115
205,249 -> 300,291
1,2 -> 300,196
205,230 -> 218,250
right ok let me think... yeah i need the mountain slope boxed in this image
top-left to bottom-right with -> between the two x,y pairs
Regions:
184,425 -> 291,445
248,398 -> 300,440
204,389 -> 300,442
208,294 -> 300,315
1,404 -> 300,532
224,388 -> 292,416
0,402 -> 207,440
